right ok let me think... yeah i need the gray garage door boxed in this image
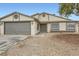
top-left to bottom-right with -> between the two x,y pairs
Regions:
4,22 -> 31,35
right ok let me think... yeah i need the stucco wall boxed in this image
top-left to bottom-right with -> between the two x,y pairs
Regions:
47,22 -> 78,33
0,12 -> 79,35
49,15 -> 69,21
76,23 -> 79,33
39,14 -> 49,21
47,22 -> 66,32
33,13 -> 69,22
19,14 -> 34,21
1,14 -> 34,22
0,13 -> 38,35
0,21 -> 40,35
0,21 -> 39,35
59,23 -> 66,31
0,22 -> 4,35
47,23 -> 51,32
33,15 -> 39,19
31,21 -> 40,35
35,22 -> 40,34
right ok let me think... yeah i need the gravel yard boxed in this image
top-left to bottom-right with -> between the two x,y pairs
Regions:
6,33 -> 79,56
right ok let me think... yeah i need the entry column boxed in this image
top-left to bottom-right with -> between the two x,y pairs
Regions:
47,23 -> 51,33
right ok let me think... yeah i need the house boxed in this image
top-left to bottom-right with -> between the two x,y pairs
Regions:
0,12 -> 78,35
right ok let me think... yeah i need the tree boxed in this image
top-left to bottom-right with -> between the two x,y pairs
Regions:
59,3 -> 79,17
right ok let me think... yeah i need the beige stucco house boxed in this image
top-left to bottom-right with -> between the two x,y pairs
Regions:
0,12 -> 79,35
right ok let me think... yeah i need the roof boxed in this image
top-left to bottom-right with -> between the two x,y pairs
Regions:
0,12 -> 39,22
32,12 -> 72,21
0,12 -> 77,23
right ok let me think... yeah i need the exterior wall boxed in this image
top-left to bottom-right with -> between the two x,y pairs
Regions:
0,21 -> 39,35
36,23 -> 40,33
31,21 -> 40,35
78,23 -> 79,32
33,14 -> 69,22
49,15 -> 69,22
47,22 -> 66,32
47,23 -> 51,32
0,22 -> 4,35
39,14 -> 49,22
47,22 -> 78,33
19,15 -> 34,21
0,13 -> 37,35
0,12 -> 79,35
0,23 -> 1,35
59,23 -> 66,31
76,23 -> 79,33
33,15 -> 39,19
1,16 -> 13,21
1,14 -> 34,22
32,22 -> 79,34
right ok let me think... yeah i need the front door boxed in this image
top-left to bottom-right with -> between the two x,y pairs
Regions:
40,24 -> 47,33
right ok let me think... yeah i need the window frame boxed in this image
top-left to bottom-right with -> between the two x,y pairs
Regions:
51,22 -> 59,31
66,22 -> 76,32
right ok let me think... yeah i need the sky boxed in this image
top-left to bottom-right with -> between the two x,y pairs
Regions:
0,3 -> 79,21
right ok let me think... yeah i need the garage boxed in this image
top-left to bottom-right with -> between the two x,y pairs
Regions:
4,22 -> 31,35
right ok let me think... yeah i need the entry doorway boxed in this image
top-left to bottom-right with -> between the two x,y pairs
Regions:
40,24 -> 47,33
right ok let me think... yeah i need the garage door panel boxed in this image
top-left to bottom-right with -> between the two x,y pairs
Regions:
4,22 -> 31,35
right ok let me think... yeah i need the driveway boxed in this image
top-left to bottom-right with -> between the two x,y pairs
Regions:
0,35 -> 28,45
0,35 -> 28,55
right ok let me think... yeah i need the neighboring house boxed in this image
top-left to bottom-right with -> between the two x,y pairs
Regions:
0,12 -> 78,35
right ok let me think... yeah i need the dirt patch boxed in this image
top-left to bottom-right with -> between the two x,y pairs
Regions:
6,33 -> 79,56
54,34 -> 79,46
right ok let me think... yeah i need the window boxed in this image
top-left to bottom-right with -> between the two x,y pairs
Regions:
66,23 -> 75,31
51,23 -> 59,31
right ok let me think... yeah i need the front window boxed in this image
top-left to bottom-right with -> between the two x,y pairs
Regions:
51,23 -> 59,31
66,22 -> 75,31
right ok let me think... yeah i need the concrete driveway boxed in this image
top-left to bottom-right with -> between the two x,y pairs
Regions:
0,35 -> 28,40
0,35 -> 28,54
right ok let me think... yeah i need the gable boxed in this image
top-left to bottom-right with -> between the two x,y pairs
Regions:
32,13 -> 70,22
49,15 -> 69,21
0,12 -> 34,22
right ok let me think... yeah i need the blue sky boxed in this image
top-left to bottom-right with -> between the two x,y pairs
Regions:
0,3 -> 79,21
